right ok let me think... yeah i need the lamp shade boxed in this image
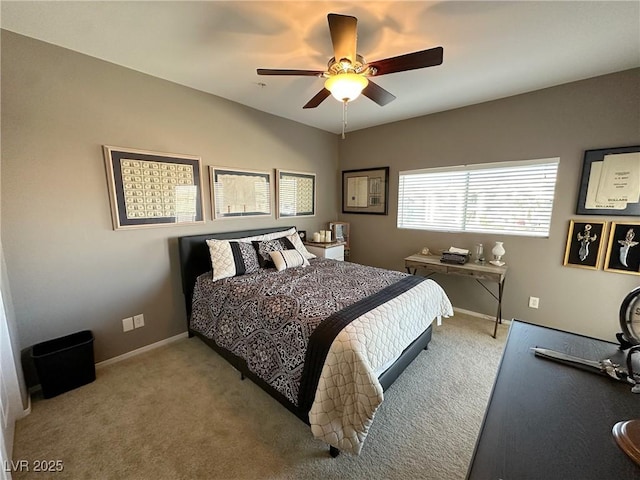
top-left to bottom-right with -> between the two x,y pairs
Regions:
324,73 -> 369,102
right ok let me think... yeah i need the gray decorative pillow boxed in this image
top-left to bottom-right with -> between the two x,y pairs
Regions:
252,238 -> 295,268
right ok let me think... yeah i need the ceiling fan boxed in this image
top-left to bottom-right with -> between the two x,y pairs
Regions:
257,13 -> 444,109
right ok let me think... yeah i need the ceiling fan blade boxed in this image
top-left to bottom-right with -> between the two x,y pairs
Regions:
362,80 -> 396,106
257,68 -> 324,76
327,13 -> 357,64
368,46 -> 443,76
303,89 -> 331,109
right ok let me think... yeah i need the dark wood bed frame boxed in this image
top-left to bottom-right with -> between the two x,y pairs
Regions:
177,226 -> 433,456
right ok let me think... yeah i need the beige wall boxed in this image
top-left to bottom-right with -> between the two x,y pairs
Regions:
339,68 -> 640,342
1,31 -> 339,361
2,30 -> 639,367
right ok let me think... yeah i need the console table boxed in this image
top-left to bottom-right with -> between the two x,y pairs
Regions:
404,254 -> 507,338
467,320 -> 640,479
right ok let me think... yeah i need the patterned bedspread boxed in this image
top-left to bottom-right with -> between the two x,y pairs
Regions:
190,258 -> 408,404
190,258 -> 453,454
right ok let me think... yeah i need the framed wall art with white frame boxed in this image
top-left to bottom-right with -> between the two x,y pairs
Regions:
103,145 -> 205,230
209,167 -> 272,219
276,169 -> 316,218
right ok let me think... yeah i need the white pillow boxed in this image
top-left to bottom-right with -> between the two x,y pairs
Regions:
222,227 -> 297,244
286,232 -> 316,259
269,249 -> 310,271
260,227 -> 297,241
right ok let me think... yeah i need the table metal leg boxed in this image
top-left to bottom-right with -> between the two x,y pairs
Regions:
492,279 -> 505,339
476,278 -> 505,339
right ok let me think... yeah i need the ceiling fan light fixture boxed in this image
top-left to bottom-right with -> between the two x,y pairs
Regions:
324,73 -> 369,102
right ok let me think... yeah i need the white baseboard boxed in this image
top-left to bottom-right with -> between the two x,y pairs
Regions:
452,307 -> 509,324
24,333 -> 190,408
20,394 -> 31,418
96,332 -> 189,369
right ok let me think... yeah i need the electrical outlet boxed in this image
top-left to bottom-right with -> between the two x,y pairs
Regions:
133,314 -> 145,328
122,317 -> 134,332
528,296 -> 540,309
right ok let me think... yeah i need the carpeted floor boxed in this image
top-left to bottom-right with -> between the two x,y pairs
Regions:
12,314 -> 508,480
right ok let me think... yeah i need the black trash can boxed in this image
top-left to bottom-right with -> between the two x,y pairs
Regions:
31,330 -> 96,399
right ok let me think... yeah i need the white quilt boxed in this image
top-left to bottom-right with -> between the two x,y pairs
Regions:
308,279 -> 453,455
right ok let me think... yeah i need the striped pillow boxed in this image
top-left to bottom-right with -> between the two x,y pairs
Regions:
206,239 -> 261,281
269,249 -> 310,271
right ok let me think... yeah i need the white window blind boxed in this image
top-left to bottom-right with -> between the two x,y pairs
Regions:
397,158 -> 559,237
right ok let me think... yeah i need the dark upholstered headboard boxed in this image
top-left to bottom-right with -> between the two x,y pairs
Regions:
177,226 -> 295,324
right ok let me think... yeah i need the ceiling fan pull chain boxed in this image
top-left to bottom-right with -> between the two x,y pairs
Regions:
342,100 -> 348,139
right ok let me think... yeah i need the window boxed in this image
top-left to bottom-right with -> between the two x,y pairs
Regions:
397,158 -> 559,237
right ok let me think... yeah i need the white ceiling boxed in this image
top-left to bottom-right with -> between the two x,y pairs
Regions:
2,1 -> 639,134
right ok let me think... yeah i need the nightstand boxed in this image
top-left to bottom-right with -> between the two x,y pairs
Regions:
304,242 -> 345,261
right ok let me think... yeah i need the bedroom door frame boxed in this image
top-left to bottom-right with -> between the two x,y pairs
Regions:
0,251 -> 26,478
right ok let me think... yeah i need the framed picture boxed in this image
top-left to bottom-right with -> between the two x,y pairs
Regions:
562,220 -> 606,270
209,167 -> 272,219
576,145 -> 640,216
604,222 -> 640,275
103,146 -> 205,230
276,169 -> 316,218
342,167 -> 389,215
329,221 -> 350,247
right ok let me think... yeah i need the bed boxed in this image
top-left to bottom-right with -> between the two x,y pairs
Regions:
178,226 -> 453,456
